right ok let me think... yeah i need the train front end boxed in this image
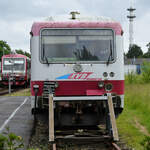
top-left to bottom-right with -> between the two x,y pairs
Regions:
1,54 -> 29,86
30,16 -> 124,126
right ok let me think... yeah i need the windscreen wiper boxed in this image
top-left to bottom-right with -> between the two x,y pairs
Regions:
45,56 -> 49,66
106,40 -> 113,66
43,45 -> 49,66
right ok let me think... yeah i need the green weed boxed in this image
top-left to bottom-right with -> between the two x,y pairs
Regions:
125,61 -> 150,84
141,136 -> 150,150
0,127 -> 24,150
5,88 -> 31,96
117,83 -> 150,149
141,62 -> 150,83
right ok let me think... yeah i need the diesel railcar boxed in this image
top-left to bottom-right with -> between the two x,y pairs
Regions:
1,54 -> 31,86
30,14 -> 124,127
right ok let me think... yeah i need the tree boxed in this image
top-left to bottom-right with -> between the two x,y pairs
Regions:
0,40 -> 11,61
143,42 -> 150,58
126,44 -> 143,58
146,42 -> 150,51
15,49 -> 31,58
15,49 -> 24,55
24,51 -> 31,58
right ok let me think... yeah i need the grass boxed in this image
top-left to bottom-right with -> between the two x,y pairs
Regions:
5,88 -> 31,96
117,83 -> 150,149
3,75 -> 150,149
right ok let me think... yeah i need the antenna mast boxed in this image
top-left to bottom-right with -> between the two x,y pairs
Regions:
127,0 -> 136,48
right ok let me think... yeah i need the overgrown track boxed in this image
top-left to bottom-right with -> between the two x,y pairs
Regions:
0,86 -> 28,96
29,113 -> 128,150
51,128 -> 122,150
52,136 -> 121,150
112,142 -> 121,150
0,87 -> 11,95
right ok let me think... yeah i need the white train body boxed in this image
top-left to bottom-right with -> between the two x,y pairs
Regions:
30,15 -> 124,126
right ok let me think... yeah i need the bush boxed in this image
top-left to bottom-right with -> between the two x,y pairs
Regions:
141,136 -> 150,150
125,62 -> 150,84
0,127 -> 24,150
0,134 -> 7,150
141,61 -> 150,83
125,71 -> 139,84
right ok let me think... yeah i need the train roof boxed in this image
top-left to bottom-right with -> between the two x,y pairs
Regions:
31,15 -> 123,36
45,15 -> 116,22
2,54 -> 30,60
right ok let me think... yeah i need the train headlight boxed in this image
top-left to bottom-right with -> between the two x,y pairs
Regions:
105,83 -> 113,91
54,82 -> 59,88
33,85 -> 39,95
109,72 -> 115,77
33,84 -> 39,90
103,72 -> 108,77
98,81 -> 104,88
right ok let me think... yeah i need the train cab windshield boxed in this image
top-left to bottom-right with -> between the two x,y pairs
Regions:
41,29 -> 115,63
3,58 -> 25,71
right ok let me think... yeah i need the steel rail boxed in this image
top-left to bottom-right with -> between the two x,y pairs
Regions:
0,87 -> 28,96
112,142 -> 121,150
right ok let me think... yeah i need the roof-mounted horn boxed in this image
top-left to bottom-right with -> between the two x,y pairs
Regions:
70,11 -> 80,20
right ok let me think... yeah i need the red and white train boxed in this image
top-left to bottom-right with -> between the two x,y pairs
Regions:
1,54 -> 31,86
30,14 -> 124,127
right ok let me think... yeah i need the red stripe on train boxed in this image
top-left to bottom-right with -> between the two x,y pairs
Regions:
31,80 -> 124,96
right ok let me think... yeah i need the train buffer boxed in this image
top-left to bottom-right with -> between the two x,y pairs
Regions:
48,93 -> 119,143
107,93 -> 119,141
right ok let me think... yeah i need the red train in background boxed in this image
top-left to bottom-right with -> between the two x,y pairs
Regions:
1,54 -> 31,86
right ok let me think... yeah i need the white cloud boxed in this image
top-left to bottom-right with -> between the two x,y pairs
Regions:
134,12 -> 150,52
0,0 -> 149,54
122,21 -> 129,53
0,19 -> 32,52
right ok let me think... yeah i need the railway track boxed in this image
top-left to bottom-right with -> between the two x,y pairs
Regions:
112,142 -> 121,150
50,128 -> 122,150
29,113 -> 130,150
51,141 -> 122,150
0,86 -> 28,96
29,94 -> 129,150
0,88 -> 9,95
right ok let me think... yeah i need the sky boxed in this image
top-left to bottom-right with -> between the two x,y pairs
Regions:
0,0 -> 149,53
